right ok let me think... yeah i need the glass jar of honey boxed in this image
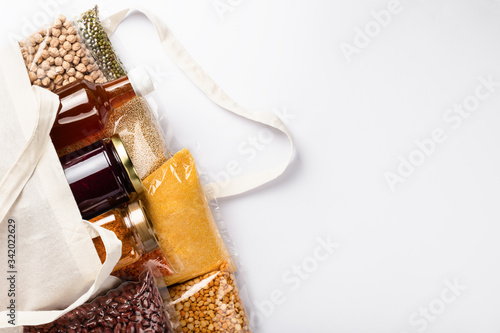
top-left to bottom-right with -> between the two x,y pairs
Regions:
90,201 -> 159,271
59,135 -> 143,219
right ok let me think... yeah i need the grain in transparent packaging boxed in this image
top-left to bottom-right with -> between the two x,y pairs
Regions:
141,148 -> 234,286
169,261 -> 251,333
106,96 -> 172,180
139,148 -> 255,332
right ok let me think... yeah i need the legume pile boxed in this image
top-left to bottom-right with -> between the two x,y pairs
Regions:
170,262 -> 251,333
20,15 -> 106,92
23,268 -> 175,332
75,6 -> 127,81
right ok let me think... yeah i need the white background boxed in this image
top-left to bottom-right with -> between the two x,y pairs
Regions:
2,0 -> 500,332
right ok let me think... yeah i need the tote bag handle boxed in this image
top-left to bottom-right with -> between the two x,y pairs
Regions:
103,7 -> 295,199
0,47 -> 122,328
1,222 -> 122,327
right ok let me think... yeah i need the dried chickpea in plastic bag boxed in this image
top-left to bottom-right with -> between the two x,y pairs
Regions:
19,14 -> 106,91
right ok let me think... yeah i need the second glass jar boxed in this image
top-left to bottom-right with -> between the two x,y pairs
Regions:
90,200 -> 159,271
60,135 -> 143,220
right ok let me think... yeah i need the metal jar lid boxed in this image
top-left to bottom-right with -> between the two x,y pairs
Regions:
124,201 -> 159,253
110,135 -> 144,197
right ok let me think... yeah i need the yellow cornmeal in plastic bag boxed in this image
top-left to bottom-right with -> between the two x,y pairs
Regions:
142,148 -> 234,286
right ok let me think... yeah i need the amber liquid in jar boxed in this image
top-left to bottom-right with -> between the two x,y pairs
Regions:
51,76 -> 136,153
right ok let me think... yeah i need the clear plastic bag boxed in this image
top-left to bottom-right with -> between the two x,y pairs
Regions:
19,5 -> 128,92
12,5 -> 256,332
23,266 -> 179,333
141,148 -> 235,286
17,7 -> 172,181
19,14 -> 107,92
74,5 -> 127,81
112,148 -> 254,332
105,96 -> 171,180
55,94 -> 172,180
113,248 -> 175,281
169,261 -> 251,333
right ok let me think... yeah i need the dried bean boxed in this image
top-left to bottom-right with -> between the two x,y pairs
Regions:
46,69 -> 56,80
54,75 -> 63,85
66,34 -> 76,43
52,28 -> 61,37
28,71 -> 37,83
41,61 -> 50,71
50,38 -> 59,48
36,68 -> 46,79
23,269 -> 174,332
33,33 -> 43,43
76,63 -> 86,73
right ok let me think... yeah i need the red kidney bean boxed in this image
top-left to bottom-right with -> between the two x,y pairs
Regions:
23,269 -> 173,332
117,304 -> 131,312
107,307 -> 119,317
115,296 -> 128,304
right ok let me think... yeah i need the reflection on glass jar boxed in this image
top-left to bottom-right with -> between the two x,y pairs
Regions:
91,201 -> 159,271
60,135 -> 143,219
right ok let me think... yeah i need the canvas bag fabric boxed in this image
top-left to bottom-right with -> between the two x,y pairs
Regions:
0,44 -> 122,329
